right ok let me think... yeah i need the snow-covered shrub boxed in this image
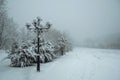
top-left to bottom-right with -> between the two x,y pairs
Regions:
43,29 -> 73,54
8,39 -> 60,67
8,42 -> 36,67
8,30 -> 73,67
59,33 -> 73,52
53,32 -> 73,56
57,37 -> 66,55
33,39 -> 56,63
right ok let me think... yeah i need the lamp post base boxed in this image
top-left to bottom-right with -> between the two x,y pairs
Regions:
37,55 -> 40,72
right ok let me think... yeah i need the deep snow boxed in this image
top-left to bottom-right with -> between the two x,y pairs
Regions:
0,47 -> 120,80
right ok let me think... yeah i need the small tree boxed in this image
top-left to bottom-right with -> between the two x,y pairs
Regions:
43,29 -> 73,54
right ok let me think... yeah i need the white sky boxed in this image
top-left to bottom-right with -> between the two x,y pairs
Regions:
7,0 -> 120,44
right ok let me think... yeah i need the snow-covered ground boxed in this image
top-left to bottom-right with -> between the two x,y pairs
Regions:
0,47 -> 120,80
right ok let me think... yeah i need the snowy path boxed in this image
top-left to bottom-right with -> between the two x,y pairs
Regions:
0,48 -> 120,80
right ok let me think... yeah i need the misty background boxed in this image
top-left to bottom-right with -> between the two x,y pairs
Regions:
7,0 -> 120,49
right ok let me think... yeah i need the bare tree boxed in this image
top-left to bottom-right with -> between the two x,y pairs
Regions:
0,0 -> 18,49
0,0 -> 6,47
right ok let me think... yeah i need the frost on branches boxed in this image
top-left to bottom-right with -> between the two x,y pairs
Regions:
8,33 -> 72,67
8,42 -> 36,67
7,32 -> 72,67
8,39 -> 59,67
33,38 -> 56,63
7,17 -> 73,67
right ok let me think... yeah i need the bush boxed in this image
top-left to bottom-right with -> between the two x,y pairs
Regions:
7,29 -> 73,67
33,39 -> 57,63
8,40 -> 58,67
8,42 -> 36,67
8,32 -> 73,67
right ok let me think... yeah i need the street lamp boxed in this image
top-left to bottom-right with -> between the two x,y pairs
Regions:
26,17 -> 51,72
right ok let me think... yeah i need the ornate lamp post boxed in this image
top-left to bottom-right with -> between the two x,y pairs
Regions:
26,17 -> 51,72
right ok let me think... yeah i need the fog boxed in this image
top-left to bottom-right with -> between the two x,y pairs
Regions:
7,0 -> 120,48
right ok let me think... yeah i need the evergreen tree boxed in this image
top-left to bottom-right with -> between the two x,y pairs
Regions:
8,42 -> 36,67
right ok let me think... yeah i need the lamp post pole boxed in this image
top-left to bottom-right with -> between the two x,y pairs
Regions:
37,37 -> 40,71
37,30 -> 40,72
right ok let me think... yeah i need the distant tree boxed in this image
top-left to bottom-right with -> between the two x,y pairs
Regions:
0,0 -> 18,49
0,0 -> 7,48
2,18 -> 18,49
44,29 -> 73,54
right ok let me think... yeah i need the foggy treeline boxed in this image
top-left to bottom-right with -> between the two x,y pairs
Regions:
76,34 -> 120,49
0,0 -> 120,50
0,0 -> 18,49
